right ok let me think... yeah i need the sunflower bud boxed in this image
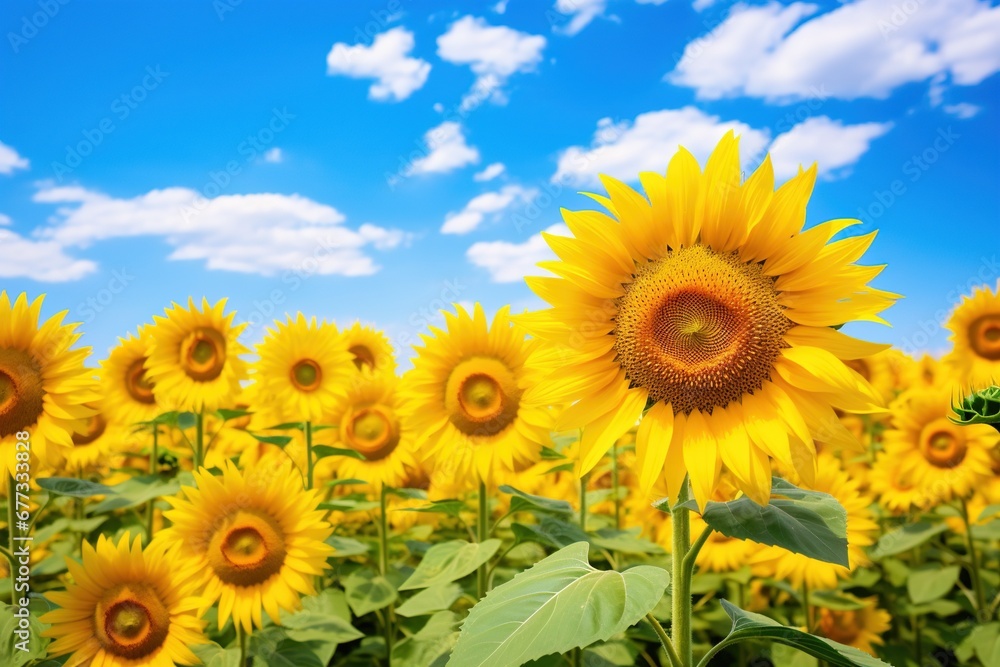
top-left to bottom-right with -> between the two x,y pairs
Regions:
951,385 -> 1000,433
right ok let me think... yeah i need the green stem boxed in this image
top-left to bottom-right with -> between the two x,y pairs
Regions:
579,472 -> 589,533
380,485 -> 394,665
238,625 -> 249,666
305,421 -> 314,490
646,613 -> 682,667
611,440 -> 621,530
477,480 -> 489,599
6,474 -> 17,603
960,498 -> 988,619
194,410 -> 205,470
75,468 -> 84,557
145,427 -> 159,542
671,482 -> 693,667
801,580 -> 813,632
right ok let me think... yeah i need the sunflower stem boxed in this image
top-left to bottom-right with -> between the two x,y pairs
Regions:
611,440 -> 621,531
960,497 -> 988,619
477,480 -> 489,599
194,410 -> 205,470
305,420 -> 314,490
671,481 -> 693,667
801,580 -> 814,631
646,613 -> 682,667
6,474 -> 17,603
145,426 -> 159,542
75,468 -> 84,557
379,484 -> 394,665
238,625 -> 250,667
579,472 -> 589,533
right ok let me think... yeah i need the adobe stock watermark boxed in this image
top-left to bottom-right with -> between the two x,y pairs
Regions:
7,0 -> 71,53
76,267 -> 136,323
51,65 -> 170,181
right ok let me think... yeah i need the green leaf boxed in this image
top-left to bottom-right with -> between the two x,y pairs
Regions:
500,485 -> 573,514
396,583 -> 463,617
591,528 -> 664,555
968,622 -> 1000,667
402,499 -> 467,519
393,611 -> 460,667
176,411 -> 198,429
0,603 -> 48,667
249,432 -> 293,447
312,445 -> 365,460
284,604 -> 364,644
716,600 -> 891,667
216,408 -> 252,421
512,517 -> 590,549
810,591 -> 867,612
448,542 -> 669,667
264,422 -> 306,431
192,642 -> 243,667
318,499 -> 380,512
89,475 -> 181,513
870,521 -> 948,559
326,536 -> 370,558
907,565 -> 960,605
685,477 -> 848,567
36,477 -> 115,498
326,478 -> 368,488
250,629 -> 324,667
344,568 -> 398,616
400,539 -> 501,591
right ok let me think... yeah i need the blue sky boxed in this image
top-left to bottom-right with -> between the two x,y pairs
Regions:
2,0 -> 998,366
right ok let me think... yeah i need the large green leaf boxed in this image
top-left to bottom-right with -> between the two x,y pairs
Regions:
512,517 -> 590,549
500,485 -> 573,514
400,539 -> 501,591
89,474 -> 181,513
396,583 -> 464,617
393,611 -> 460,667
283,590 -> 364,644
869,521 -> 948,559
344,569 -> 398,616
907,565 -> 960,605
447,542 -> 669,667
685,477 -> 848,567
192,643 -> 242,667
0,603 -> 48,667
713,600 -> 891,667
36,477 -> 114,498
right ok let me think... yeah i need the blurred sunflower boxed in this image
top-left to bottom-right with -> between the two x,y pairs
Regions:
945,281 -> 1000,387
160,460 -> 334,632
843,349 -> 901,404
323,374 -> 417,489
59,403 -> 127,473
100,325 -> 159,427
869,449 -> 939,515
884,385 -> 995,501
0,292 -> 98,475
41,533 -> 206,667
816,597 -> 891,656
341,322 -> 396,376
145,298 -> 248,413
253,314 -> 353,423
403,303 -> 553,486
900,353 -> 944,391
520,133 -> 895,509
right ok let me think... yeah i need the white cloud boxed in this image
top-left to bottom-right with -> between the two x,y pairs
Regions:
0,141 -> 29,175
0,213 -> 11,226
441,185 -> 537,235
408,122 -> 480,175
668,0 -> 1000,102
552,106 -> 770,186
437,16 -> 546,109
944,102 -> 982,118
0,228 -> 96,282
691,0 -> 719,10
467,223 -> 567,283
768,116 -> 893,180
326,27 -> 431,102
33,185 -> 408,277
493,0 -> 509,13
473,162 -> 506,181
263,147 -> 283,163
553,0 -> 608,36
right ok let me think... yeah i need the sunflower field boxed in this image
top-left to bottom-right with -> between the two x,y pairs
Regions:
2,136 -> 1000,667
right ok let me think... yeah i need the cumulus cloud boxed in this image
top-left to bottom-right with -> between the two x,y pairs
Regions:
768,117 -> 893,180
668,0 -> 1000,102
441,185 -> 537,235
408,122 -> 480,175
32,184 -> 408,277
467,223 -> 567,283
552,106 -> 769,186
437,16 -> 546,109
0,225 -> 96,282
473,162 -> 506,182
326,27 -> 431,102
944,102 -> 982,119
552,0 -> 608,36
0,140 -> 29,175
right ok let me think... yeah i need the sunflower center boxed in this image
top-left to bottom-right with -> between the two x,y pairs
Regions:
208,510 -> 287,586
445,358 -> 521,438
343,406 -> 399,460
818,609 -> 860,645
969,315 -> 1000,361
125,357 -> 155,404
180,327 -> 227,382
96,584 -> 170,659
290,359 -> 322,392
614,245 -> 791,414
350,344 -> 376,371
73,411 -> 107,446
0,348 -> 45,438
919,419 -> 967,468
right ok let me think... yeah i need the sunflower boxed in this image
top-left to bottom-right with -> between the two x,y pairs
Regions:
945,281 -> 1000,387
519,133 -> 895,509
341,321 -> 397,376
58,402 -> 130,473
159,459 -> 334,631
100,325 -> 160,427
843,349 -> 901,404
900,353 -> 944,391
322,373 -> 417,490
815,597 -> 891,656
145,298 -> 248,412
0,292 -> 98,475
41,533 -> 207,667
403,303 -> 553,486
869,449 -> 940,515
253,314 -> 353,424
883,385 -> 995,501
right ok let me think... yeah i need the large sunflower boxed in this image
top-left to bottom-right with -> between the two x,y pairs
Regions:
0,292 -> 98,475
340,321 -> 397,377
160,459 -> 334,632
520,132 -> 895,508
323,373 -> 418,490
145,298 -> 248,412
403,303 -> 553,486
945,281 -> 1000,387
41,533 -> 207,667
253,314 -> 353,423
815,597 -> 891,656
100,325 -> 160,427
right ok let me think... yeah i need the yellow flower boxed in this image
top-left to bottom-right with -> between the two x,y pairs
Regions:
816,597 -> 891,656
160,459 -> 334,632
945,281 -> 1000,387
884,385 -> 995,501
869,449 -> 940,515
899,353 -> 944,391
843,349 -> 902,404
253,314 -> 353,423
0,292 -> 98,475
58,402 -> 132,473
41,533 -> 207,667
324,374 -> 418,490
520,133 -> 896,508
99,325 -> 160,427
145,298 -> 248,412
403,303 -> 553,486
341,321 -> 397,376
